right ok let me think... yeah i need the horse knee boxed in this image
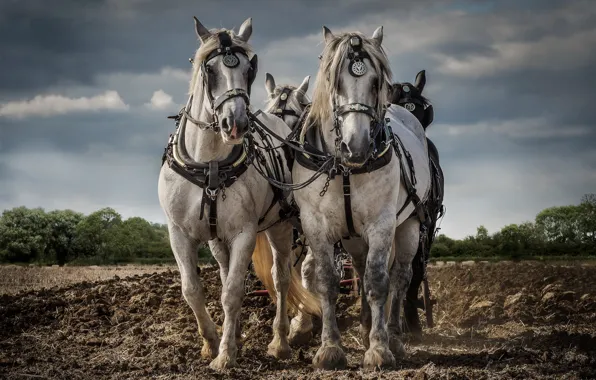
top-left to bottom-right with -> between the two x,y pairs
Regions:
364,271 -> 389,304
221,288 -> 242,312
181,280 -> 203,303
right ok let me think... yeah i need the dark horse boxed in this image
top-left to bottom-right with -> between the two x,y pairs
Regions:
391,70 -> 445,338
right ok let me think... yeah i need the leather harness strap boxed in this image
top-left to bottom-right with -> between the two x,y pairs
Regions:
342,172 -> 357,237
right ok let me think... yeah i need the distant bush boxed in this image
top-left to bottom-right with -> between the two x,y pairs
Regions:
1,193 -> 594,266
0,207 -> 193,266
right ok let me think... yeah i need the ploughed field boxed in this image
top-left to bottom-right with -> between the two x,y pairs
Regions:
1,261 -> 595,379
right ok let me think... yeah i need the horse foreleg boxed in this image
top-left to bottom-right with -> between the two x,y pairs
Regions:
387,217 -> 420,359
168,222 -> 219,359
210,230 -> 256,370
210,239 -> 241,346
350,253 -> 371,349
361,219 -> 396,370
308,236 -> 347,370
264,222 -> 294,359
289,246 -> 315,346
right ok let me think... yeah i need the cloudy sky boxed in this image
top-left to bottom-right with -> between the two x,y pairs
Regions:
1,0 -> 594,239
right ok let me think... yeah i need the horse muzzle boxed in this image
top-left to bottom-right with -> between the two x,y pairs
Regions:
221,115 -> 248,144
339,140 -> 374,168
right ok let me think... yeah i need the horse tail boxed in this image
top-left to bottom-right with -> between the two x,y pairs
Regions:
251,232 -> 321,317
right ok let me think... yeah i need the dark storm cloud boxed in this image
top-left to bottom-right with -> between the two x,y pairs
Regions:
0,0 -> 429,98
1,0 -> 595,238
0,111 -> 167,156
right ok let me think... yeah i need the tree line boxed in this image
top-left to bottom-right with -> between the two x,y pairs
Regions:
0,194 -> 594,266
0,206 -> 202,265
430,194 -> 596,259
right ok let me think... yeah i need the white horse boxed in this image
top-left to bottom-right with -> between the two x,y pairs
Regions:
263,72 -> 311,130
158,17 -> 319,370
290,27 -> 431,370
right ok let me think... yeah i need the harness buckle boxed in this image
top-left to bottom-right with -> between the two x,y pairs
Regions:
328,166 -> 337,180
206,187 -> 219,199
339,164 -> 352,175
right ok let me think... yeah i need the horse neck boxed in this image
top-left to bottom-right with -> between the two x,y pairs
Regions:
184,96 -> 234,162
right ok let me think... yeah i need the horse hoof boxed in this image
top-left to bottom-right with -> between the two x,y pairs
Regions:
363,346 -> 395,370
209,352 -> 237,370
288,316 -> 313,347
389,336 -> 407,359
201,339 -> 219,359
313,344 -> 347,370
268,339 -> 292,359
408,330 -> 423,345
288,329 -> 313,347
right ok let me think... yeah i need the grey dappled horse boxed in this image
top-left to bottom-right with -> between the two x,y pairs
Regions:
158,17 -> 318,370
289,27 -> 431,370
263,71 -> 444,347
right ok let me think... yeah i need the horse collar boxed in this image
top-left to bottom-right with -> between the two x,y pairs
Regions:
162,115 -> 253,240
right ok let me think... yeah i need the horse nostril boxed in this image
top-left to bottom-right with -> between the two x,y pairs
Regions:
221,117 -> 230,132
235,115 -> 248,132
340,142 -> 352,157
340,141 -> 366,162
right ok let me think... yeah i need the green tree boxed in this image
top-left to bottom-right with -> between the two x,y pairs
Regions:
536,205 -> 581,244
578,193 -> 596,244
0,207 -> 50,262
476,225 -> 489,242
498,224 -> 522,257
73,207 -> 123,260
43,209 -> 84,265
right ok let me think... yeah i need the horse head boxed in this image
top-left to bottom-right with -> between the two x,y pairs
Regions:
391,70 -> 434,129
189,17 -> 258,144
307,26 -> 392,168
264,73 -> 310,130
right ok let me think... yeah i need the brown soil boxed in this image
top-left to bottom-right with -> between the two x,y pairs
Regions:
1,261 -> 595,379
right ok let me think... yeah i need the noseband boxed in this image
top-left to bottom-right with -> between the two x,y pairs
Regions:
331,35 -> 386,162
184,31 -> 258,132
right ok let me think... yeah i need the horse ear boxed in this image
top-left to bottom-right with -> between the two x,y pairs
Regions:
371,26 -> 383,45
415,70 -> 426,93
265,73 -> 276,96
237,17 -> 253,42
298,75 -> 310,94
323,26 -> 334,44
193,16 -> 211,44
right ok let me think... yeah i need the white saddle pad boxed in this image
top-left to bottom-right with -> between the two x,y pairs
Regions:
384,105 -> 431,204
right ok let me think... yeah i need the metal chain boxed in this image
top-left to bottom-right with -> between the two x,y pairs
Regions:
319,175 -> 331,197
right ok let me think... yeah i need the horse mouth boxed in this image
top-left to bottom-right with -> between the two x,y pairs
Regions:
341,156 -> 367,168
222,132 -> 245,145
222,125 -> 246,145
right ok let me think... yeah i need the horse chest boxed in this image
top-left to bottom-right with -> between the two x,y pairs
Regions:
293,164 -> 399,237
159,167 -> 265,241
